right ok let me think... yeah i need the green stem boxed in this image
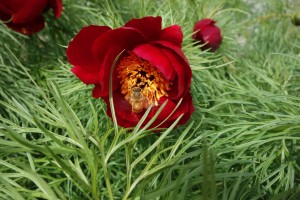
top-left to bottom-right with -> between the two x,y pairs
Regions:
125,140 -> 133,196
91,163 -> 100,200
103,164 -> 114,200
100,144 -> 114,200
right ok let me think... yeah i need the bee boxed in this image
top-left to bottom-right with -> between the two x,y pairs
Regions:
129,87 -> 148,113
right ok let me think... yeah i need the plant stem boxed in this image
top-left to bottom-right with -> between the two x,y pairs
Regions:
91,161 -> 100,200
100,144 -> 114,200
125,140 -> 133,197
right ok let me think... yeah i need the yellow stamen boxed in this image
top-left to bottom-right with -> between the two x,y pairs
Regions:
117,52 -> 171,112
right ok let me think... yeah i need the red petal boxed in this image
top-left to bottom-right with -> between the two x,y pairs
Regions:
92,27 -> 146,64
159,25 -> 183,48
66,25 -> 111,73
152,41 -> 189,65
48,0 -> 62,18
7,15 -> 45,34
149,41 -> 191,94
193,18 -> 216,30
0,0 -> 25,14
176,92 -> 194,125
199,26 -> 222,51
154,92 -> 194,128
132,44 -> 176,80
103,90 -> 141,128
160,48 -> 191,99
12,0 -> 48,23
71,66 -> 99,84
92,84 -> 103,98
96,47 -> 124,97
125,16 -> 162,41
147,97 -> 177,127
0,2 -> 15,20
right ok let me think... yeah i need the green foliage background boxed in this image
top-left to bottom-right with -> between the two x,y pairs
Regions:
0,0 -> 300,199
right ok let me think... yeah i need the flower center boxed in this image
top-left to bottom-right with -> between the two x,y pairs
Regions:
117,52 -> 171,113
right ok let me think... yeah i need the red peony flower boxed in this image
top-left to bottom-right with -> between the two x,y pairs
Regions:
0,0 -> 62,35
192,18 -> 222,52
67,16 -> 194,129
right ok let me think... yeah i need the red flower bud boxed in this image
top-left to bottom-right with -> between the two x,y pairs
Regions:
0,0 -> 62,35
192,18 -> 222,52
